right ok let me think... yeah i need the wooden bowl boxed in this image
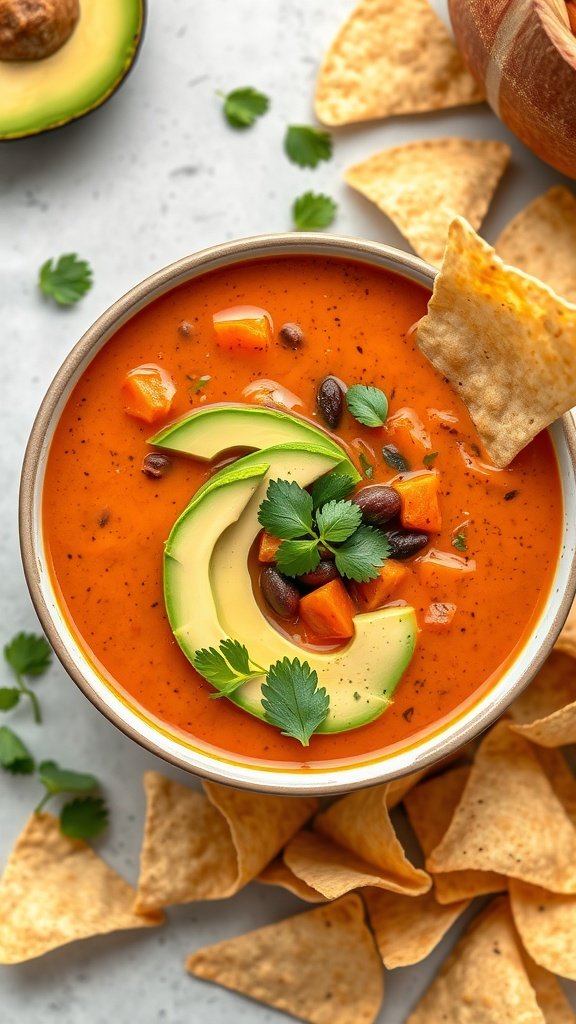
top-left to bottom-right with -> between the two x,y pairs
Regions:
449,0 -> 576,178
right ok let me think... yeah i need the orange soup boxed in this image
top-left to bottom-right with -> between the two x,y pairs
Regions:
42,255 -> 563,767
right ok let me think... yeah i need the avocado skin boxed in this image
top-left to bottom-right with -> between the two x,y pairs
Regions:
0,0 -> 146,141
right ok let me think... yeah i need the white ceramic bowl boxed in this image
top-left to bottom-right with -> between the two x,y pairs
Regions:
19,234 -> 576,794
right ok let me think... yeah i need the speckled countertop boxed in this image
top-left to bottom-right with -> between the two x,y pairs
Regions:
0,1 -> 574,1021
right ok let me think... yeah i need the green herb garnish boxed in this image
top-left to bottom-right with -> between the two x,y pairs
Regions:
292,192 -> 337,231
39,254 -> 93,306
3,632 -> 52,724
284,125 -> 332,168
0,726 -> 35,774
359,452 -> 374,478
261,658 -> 329,746
193,639 -> 266,697
219,86 -> 270,128
452,530 -> 468,552
258,478 -> 388,581
35,760 -> 99,812
382,444 -> 410,473
186,374 -> 211,394
346,385 -> 388,427
311,472 -> 356,510
423,451 -> 439,468
60,797 -> 109,840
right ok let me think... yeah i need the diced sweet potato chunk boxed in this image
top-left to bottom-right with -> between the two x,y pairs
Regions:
355,560 -> 409,612
299,579 -> 355,639
121,365 -> 176,424
393,473 -> 442,532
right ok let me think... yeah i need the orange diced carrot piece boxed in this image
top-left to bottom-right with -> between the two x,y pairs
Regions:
213,305 -> 272,352
424,602 -> 457,633
355,560 -> 409,613
121,364 -> 176,424
299,579 -> 355,640
416,548 -> 475,591
258,532 -> 282,563
393,472 -> 442,532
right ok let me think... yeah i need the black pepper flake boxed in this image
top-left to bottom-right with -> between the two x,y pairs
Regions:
504,490 -> 519,501
402,707 -> 414,722
97,509 -> 110,528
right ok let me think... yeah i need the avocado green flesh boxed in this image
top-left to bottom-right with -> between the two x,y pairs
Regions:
0,0 -> 143,139
150,404 -> 360,482
165,443 -> 416,735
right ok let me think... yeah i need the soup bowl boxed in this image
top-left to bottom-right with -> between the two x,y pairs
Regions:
19,233 -> 576,795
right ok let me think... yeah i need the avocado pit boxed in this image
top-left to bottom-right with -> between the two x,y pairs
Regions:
0,0 -> 79,61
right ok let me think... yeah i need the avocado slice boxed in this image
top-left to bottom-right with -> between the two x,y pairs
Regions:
165,442 -> 417,736
150,404 -> 360,482
0,0 -> 144,139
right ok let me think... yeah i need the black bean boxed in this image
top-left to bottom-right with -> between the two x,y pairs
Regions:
177,320 -> 194,338
299,561 -> 341,589
279,323 -> 305,349
260,567 -> 300,619
353,485 -> 401,526
317,376 -> 344,429
142,453 -> 172,479
385,529 -> 429,560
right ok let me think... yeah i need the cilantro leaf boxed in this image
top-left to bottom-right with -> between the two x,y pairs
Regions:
193,641 -> 266,697
334,526 -> 390,582
423,452 -> 439,468
276,539 -> 321,577
38,760 -> 98,797
311,473 -> 356,510
316,500 -> 362,544
3,632 -> 51,725
0,726 -> 35,774
60,797 -> 109,840
0,688 -> 20,711
258,479 -> 314,539
39,254 -> 93,306
382,444 -> 410,473
284,125 -> 333,168
5,633 -> 51,677
220,87 -> 269,128
359,452 -> 375,478
452,527 -> 468,552
261,658 -> 329,746
346,385 -> 388,427
293,192 -> 337,231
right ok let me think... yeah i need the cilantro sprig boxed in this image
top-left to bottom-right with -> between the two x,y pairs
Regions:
0,725 -> 35,774
39,253 -> 93,306
293,192 -> 337,231
193,639 -> 267,697
284,125 -> 333,168
257,475 -> 389,582
3,632 -> 52,724
219,86 -> 270,128
34,759 -> 109,839
262,658 -> 329,746
193,646 -> 329,745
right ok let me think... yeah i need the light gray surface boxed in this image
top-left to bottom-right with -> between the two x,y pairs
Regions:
0,0 -> 575,1021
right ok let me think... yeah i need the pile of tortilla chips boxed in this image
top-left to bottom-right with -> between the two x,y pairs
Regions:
1,606 -> 575,1021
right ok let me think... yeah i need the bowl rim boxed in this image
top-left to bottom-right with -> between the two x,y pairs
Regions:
19,231 -> 576,795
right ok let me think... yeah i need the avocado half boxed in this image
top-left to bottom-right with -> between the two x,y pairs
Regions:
0,0 -> 145,140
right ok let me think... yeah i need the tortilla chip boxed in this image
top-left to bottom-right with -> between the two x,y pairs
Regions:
257,858 -> 325,903
315,0 -> 484,127
385,767 -> 429,809
415,216 -> 576,468
345,139 -> 510,266
533,747 -> 576,827
508,653 -> 576,747
427,722 -> 576,893
510,879 -> 576,982
556,597 -> 576,659
187,893 -> 384,1024
496,187 -> 576,303
521,952 -> 576,1024
406,898 -> 546,1024
284,830 -> 429,900
135,772 -> 317,912
0,813 -> 162,964
404,765 -> 506,903
363,887 -> 469,969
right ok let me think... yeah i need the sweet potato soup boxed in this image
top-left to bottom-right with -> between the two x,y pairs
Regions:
42,255 -> 563,767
